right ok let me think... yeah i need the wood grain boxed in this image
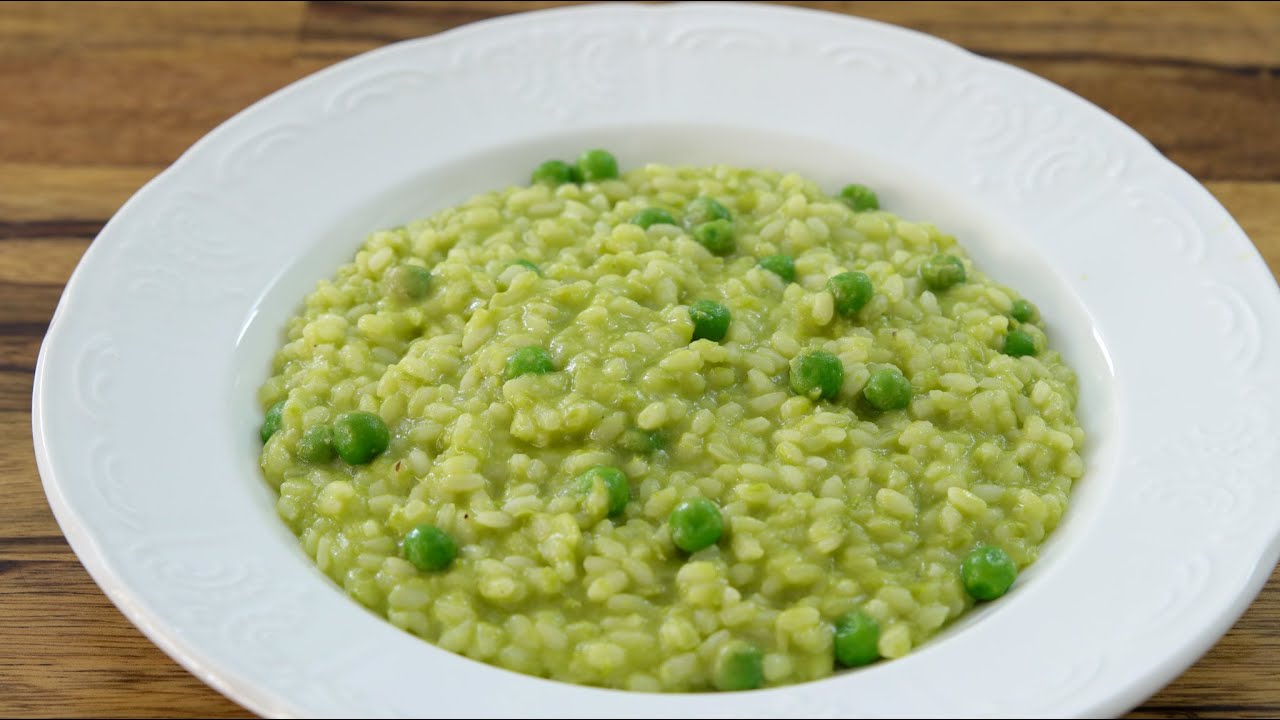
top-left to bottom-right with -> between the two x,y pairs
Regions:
1,2 -> 1276,717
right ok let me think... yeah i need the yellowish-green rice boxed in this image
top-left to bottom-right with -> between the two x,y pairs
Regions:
258,163 -> 1083,691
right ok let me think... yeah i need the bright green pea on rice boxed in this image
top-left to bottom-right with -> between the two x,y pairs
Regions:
258,158 -> 1083,692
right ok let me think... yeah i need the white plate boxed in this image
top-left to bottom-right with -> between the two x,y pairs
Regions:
33,3 -> 1280,717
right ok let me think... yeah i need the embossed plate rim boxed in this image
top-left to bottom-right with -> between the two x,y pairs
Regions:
33,2 -> 1280,718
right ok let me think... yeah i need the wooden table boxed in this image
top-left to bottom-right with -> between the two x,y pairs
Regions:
2,2 -> 1276,717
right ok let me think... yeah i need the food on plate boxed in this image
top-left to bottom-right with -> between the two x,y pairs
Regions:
258,151 -> 1084,691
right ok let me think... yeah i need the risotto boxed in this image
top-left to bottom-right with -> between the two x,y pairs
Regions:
258,150 -> 1084,692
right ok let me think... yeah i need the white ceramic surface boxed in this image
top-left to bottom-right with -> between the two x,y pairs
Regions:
33,3 -> 1280,718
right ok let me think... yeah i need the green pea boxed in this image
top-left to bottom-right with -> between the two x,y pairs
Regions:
575,465 -> 630,518
920,254 -> 966,291
833,610 -> 881,668
1003,329 -> 1038,357
630,207 -> 677,229
827,271 -> 875,315
531,159 -> 578,186
692,219 -> 735,256
403,524 -> 457,572
789,350 -> 844,401
1011,299 -> 1037,323
506,346 -> 555,379
332,412 -> 390,465
961,545 -> 1017,601
260,400 -> 285,443
863,366 -> 912,411
684,196 -> 732,227
386,264 -> 432,300
839,183 -> 880,212
619,428 -> 666,454
713,640 -> 764,691
576,148 -> 618,182
296,424 -> 335,463
689,300 -> 731,343
757,254 -> 795,283
512,259 -> 542,275
669,497 -> 723,553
